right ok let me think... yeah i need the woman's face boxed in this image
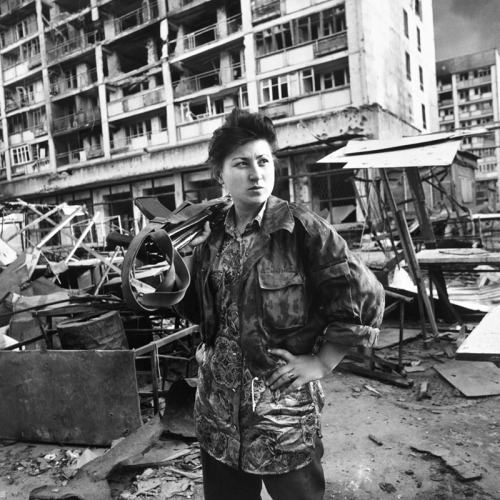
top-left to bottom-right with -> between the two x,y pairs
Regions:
220,139 -> 275,211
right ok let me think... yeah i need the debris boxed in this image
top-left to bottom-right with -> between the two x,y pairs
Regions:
30,413 -> 165,500
456,304 -> 500,361
433,360 -> 500,397
368,434 -> 383,446
406,364 -> 427,373
417,381 -> 432,401
379,482 -> 397,493
364,384 -> 382,397
443,345 -> 456,358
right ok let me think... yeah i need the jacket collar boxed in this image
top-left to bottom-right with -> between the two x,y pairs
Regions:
261,196 -> 295,234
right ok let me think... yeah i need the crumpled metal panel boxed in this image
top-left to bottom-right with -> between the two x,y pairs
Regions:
0,350 -> 141,445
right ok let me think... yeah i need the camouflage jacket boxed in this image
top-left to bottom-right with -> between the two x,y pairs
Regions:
176,195 -> 385,474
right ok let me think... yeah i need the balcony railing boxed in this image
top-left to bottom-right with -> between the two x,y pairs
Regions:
110,129 -> 169,152
53,108 -> 101,134
5,90 -> 44,111
456,76 -> 492,89
114,1 -> 158,34
50,68 -> 98,96
0,0 -> 33,17
313,32 -> 348,57
9,122 -> 47,145
47,32 -> 100,63
107,87 -> 165,117
252,0 -> 281,23
173,63 -> 243,97
11,157 -> 50,177
172,13 -> 242,55
56,146 -> 104,167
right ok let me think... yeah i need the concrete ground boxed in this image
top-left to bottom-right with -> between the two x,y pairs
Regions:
1,332 -> 500,500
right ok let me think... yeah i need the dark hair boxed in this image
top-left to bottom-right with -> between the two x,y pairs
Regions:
207,108 -> 277,183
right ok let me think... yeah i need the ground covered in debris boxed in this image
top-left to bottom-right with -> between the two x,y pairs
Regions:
1,330 -> 499,500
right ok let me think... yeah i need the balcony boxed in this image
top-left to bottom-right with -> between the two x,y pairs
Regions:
46,33 -> 100,63
313,32 -> 348,58
438,98 -> 453,107
173,63 -> 243,98
2,52 -> 41,82
171,14 -> 242,57
0,19 -> 38,48
107,87 -> 165,118
114,1 -> 158,35
5,90 -> 45,112
0,0 -> 34,18
260,86 -> 352,118
56,145 -> 104,168
50,69 -> 98,97
110,130 -> 169,154
252,0 -> 281,24
177,113 -> 224,141
11,157 -> 50,177
53,108 -> 101,135
456,75 -> 491,89
9,123 -> 47,145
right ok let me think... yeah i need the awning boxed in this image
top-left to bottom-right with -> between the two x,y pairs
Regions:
318,139 -> 462,169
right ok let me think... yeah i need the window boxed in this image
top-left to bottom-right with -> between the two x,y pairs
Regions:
405,52 -> 411,80
262,75 -> 289,102
255,7 -> 346,56
403,10 -> 409,38
21,38 -> 40,60
302,69 -> 315,93
11,145 -> 31,165
477,67 -> 491,78
64,68 -> 78,89
126,120 -> 151,143
16,20 -> 29,41
419,66 -> 424,90
416,27 -> 421,51
415,0 -> 422,19
421,104 -> 427,129
316,66 -> 349,90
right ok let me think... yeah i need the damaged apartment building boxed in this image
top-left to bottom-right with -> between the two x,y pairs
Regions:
0,0 -> 438,237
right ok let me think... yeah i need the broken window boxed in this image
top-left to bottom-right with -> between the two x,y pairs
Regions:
16,20 -> 29,41
255,6 -> 346,57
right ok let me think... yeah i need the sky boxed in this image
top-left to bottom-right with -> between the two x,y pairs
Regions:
433,0 -> 500,61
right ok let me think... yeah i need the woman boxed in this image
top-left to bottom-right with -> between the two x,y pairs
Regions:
176,108 -> 385,500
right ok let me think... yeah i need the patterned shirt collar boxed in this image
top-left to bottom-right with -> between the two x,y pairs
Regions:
225,201 -> 267,238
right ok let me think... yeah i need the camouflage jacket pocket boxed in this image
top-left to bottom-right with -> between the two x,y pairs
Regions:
258,271 -> 307,331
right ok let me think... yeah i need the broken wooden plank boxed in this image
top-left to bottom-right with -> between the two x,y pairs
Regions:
433,360 -> 500,397
456,304 -> 500,361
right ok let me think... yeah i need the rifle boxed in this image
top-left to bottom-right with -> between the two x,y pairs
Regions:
110,196 -> 230,312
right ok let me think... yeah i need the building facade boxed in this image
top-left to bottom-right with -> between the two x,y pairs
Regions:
436,49 -> 500,207
0,0 -> 437,239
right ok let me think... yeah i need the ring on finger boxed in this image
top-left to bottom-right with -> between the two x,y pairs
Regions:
288,371 -> 295,379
